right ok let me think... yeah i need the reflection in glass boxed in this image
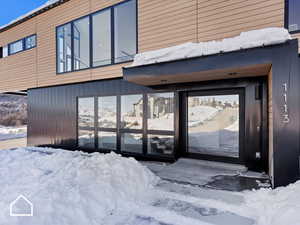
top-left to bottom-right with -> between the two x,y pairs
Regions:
9,40 -> 23,54
57,23 -> 72,73
25,35 -> 36,49
98,96 -> 117,128
148,135 -> 174,155
288,0 -> 300,31
121,95 -> 143,129
98,132 -> 116,150
114,0 -> 137,63
188,95 -> 239,158
74,17 -> 90,70
121,133 -> 143,153
92,10 -> 111,66
78,129 -> 95,148
78,97 -> 94,128
148,93 -> 174,131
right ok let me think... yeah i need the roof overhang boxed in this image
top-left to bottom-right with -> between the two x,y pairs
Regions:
123,41 -> 297,86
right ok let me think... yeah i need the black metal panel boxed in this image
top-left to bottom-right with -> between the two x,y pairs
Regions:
28,40 -> 300,187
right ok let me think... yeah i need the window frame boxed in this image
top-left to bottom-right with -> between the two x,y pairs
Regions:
8,39 -> 24,55
25,34 -> 37,50
285,0 -> 300,34
77,91 -> 176,159
56,0 -> 138,75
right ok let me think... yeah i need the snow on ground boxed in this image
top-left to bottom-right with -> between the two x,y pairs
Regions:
0,147 -> 299,225
0,126 -> 27,141
129,28 -> 291,67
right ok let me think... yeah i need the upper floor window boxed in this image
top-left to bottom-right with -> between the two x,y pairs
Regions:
57,23 -> 72,73
74,16 -> 90,70
25,35 -> 37,49
56,0 -> 137,74
114,0 -> 137,63
287,0 -> 300,32
9,40 -> 23,55
0,34 -> 36,59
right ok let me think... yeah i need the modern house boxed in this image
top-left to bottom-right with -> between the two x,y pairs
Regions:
0,0 -> 299,188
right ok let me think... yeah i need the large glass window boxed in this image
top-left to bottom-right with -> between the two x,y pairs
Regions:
288,0 -> 300,32
56,0 -> 136,73
121,94 -> 143,129
57,23 -> 72,73
9,40 -> 23,55
114,0 -> 137,63
78,97 -> 95,148
98,96 -> 117,151
92,10 -> 111,67
98,96 -> 117,128
78,97 -> 95,128
74,17 -> 90,70
148,93 -> 174,131
188,94 -> 240,158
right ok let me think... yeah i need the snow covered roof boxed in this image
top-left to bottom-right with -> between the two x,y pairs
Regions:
0,0 -> 69,33
129,28 -> 292,68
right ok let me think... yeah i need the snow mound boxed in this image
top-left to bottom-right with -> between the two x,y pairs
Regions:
242,181 -> 300,225
130,27 -> 291,67
0,147 -> 159,225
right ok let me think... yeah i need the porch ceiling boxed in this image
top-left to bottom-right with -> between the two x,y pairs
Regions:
123,63 -> 271,86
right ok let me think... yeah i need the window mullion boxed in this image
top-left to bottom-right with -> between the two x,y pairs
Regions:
111,7 -> 115,64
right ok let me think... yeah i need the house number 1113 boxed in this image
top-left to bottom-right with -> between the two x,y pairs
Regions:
283,83 -> 290,123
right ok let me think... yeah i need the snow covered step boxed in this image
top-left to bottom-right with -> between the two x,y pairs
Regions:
151,198 -> 254,225
157,180 -> 244,205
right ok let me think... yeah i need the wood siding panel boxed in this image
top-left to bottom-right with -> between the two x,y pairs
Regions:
138,0 -> 197,52
197,0 -> 284,42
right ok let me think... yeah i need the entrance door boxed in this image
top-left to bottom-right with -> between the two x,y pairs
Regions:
186,89 -> 244,162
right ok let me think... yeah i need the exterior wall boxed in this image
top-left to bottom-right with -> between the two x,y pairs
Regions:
268,67 -> 274,184
0,0 -> 289,92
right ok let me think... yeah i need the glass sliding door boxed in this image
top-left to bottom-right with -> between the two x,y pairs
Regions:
187,91 -> 241,159
120,94 -> 143,154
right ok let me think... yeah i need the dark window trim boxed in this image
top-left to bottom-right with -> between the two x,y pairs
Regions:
77,91 -> 176,158
285,0 -> 300,34
5,34 -> 37,56
56,0 -> 137,75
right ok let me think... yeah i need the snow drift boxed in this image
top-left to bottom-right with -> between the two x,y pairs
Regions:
0,147 -> 158,225
130,27 -> 291,67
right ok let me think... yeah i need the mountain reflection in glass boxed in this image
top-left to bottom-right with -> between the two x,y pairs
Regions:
78,97 -> 94,128
147,93 -> 174,131
188,95 -> 239,158
121,95 -> 143,129
98,96 -> 117,128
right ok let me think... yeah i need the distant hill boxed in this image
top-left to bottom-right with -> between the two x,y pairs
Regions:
0,94 -> 27,126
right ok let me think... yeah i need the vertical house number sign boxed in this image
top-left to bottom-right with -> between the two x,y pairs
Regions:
282,83 -> 290,123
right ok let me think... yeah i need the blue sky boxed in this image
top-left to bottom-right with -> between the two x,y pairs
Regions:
0,0 -> 47,26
